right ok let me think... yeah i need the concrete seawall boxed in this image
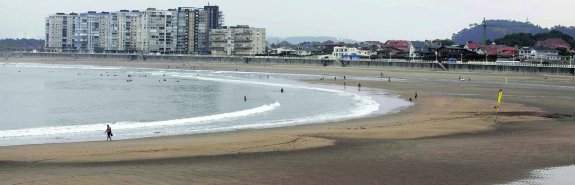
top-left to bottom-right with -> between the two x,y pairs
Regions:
15,53 -> 575,76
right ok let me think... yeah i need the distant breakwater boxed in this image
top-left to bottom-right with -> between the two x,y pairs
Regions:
15,53 -> 575,76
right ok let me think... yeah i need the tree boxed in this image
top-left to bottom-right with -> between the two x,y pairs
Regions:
535,30 -> 575,49
494,33 -> 536,47
493,30 -> 575,48
557,48 -> 571,56
440,39 -> 455,46
0,38 -> 44,51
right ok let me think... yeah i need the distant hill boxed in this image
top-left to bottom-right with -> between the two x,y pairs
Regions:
452,19 -> 549,44
267,36 -> 358,44
0,38 -> 44,51
551,25 -> 575,39
494,30 -> 575,49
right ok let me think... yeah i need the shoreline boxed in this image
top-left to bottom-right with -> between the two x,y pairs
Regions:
0,62 -> 406,147
1,58 -> 574,184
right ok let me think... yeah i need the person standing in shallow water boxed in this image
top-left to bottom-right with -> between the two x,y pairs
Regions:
105,125 -> 113,141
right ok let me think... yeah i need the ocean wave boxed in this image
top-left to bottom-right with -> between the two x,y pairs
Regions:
10,63 -> 124,70
0,102 -> 280,138
166,72 -> 383,124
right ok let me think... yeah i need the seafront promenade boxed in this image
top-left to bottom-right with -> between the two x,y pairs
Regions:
10,52 -> 575,76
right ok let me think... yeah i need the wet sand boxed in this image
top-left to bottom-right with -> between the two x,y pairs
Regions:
1,58 -> 575,184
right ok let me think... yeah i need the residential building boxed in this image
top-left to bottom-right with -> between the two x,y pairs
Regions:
519,47 -> 532,59
103,10 -> 141,52
484,43 -> 506,56
209,25 -> 265,56
531,47 -> 561,61
269,47 -> 296,56
45,13 -> 78,52
332,46 -> 374,59
136,8 -> 177,54
295,42 -> 321,56
45,4 -> 224,54
319,40 -> 345,55
384,40 -> 410,52
464,42 -> 484,54
409,41 -> 438,58
359,41 -> 385,51
496,47 -> 519,58
175,7 -> 199,54
196,6 -> 223,54
379,40 -> 411,57
435,46 -> 478,61
432,39 -> 445,47
377,47 -> 406,58
74,11 -> 104,53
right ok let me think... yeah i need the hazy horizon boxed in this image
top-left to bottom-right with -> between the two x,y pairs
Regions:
1,0 -> 574,41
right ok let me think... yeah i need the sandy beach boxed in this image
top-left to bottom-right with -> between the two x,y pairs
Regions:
1,58 -> 575,184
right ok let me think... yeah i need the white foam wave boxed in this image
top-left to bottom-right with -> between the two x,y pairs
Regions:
0,102 -> 280,138
11,63 -> 124,70
167,72 -> 382,123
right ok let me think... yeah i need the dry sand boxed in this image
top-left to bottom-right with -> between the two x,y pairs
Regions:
1,58 -> 574,184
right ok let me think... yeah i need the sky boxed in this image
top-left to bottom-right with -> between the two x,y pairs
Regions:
0,0 -> 573,41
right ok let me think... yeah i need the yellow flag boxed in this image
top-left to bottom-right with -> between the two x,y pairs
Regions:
497,89 -> 503,105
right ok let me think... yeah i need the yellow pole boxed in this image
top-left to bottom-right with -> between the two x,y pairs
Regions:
496,89 -> 503,121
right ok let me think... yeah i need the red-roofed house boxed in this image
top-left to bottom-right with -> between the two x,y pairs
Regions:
384,40 -> 410,52
497,47 -> 519,58
464,42 -> 484,54
485,44 -> 506,56
535,38 -> 571,50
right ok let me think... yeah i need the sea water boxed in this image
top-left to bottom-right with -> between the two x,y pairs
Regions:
0,62 -> 410,146
503,165 -> 575,185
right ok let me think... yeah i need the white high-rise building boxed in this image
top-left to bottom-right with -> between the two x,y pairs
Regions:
210,25 -> 266,56
45,13 -> 77,52
103,10 -> 141,52
44,5 -> 230,55
74,11 -> 104,53
136,8 -> 177,54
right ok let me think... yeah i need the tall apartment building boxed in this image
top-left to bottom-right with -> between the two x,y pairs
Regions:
210,25 -> 266,56
176,7 -> 199,54
73,11 -> 105,53
137,8 -> 177,54
45,13 -> 77,52
45,5 -> 226,54
174,6 -> 223,54
103,10 -> 141,52
196,6 -> 223,54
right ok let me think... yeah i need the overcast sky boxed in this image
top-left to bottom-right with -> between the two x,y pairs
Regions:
0,0 -> 573,41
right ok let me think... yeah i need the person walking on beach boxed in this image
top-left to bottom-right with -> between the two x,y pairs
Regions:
415,92 -> 418,100
105,125 -> 113,141
244,96 -> 247,102
358,83 -> 361,91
